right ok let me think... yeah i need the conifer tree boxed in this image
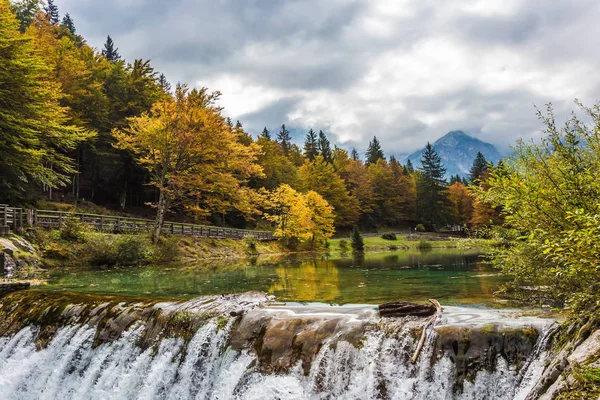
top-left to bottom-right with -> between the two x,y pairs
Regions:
261,127 -> 271,140
405,159 -> 414,173
44,0 -> 58,24
102,35 -> 120,62
416,143 -> 450,230
469,152 -> 488,183
365,136 -> 384,164
317,130 -> 332,163
277,124 -> 291,155
351,225 -> 364,252
61,13 -> 75,34
157,73 -> 171,93
351,148 -> 359,161
303,128 -> 318,161
11,0 -> 41,32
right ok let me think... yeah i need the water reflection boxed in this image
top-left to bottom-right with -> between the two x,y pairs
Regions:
42,249 -> 506,306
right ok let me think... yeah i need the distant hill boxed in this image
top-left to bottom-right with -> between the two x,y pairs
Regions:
404,131 -> 502,179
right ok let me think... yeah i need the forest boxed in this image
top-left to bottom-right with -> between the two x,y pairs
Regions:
1,0 -> 501,248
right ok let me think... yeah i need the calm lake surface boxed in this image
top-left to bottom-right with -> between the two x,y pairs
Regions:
41,249 -> 506,306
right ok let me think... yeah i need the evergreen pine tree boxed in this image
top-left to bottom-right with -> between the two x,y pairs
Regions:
61,13 -> 75,35
469,152 -> 488,183
416,143 -> 450,230
303,128 -> 318,160
449,174 -> 462,184
350,148 -> 359,161
157,73 -> 171,93
277,124 -> 291,155
351,225 -> 364,252
12,0 -> 41,32
317,130 -> 332,163
235,120 -> 243,129
225,117 -> 233,127
102,35 -> 120,62
365,136 -> 385,164
44,0 -> 59,24
261,127 -> 271,140
405,159 -> 414,173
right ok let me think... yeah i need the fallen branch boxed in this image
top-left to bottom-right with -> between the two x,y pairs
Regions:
410,299 -> 442,364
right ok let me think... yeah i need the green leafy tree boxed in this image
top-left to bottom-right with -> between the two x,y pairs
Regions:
303,128 -> 318,160
416,143 -> 449,230
0,0 -> 93,200
469,151 -> 488,183
479,102 -> 600,312
365,136 -> 384,164
102,35 -> 120,62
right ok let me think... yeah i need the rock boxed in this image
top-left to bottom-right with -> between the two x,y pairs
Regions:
0,252 -> 17,277
2,247 -> 13,256
378,301 -> 436,318
568,329 -> 600,365
11,237 -> 35,253
0,239 -> 18,253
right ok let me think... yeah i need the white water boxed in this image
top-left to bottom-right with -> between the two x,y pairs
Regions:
0,304 -> 553,400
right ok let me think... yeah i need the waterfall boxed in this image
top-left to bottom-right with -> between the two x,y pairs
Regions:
0,292 -> 554,400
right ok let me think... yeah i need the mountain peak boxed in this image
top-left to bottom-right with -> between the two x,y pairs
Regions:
405,131 -> 502,178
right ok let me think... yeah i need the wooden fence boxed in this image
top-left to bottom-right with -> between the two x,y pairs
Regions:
0,205 -> 274,241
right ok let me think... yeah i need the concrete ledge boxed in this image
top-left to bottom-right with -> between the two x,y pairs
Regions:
0,282 -> 30,298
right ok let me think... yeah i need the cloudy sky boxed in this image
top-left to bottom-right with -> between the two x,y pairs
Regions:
57,0 -> 600,156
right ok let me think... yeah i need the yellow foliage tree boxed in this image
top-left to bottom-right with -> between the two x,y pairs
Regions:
266,184 -> 335,249
447,181 -> 473,225
113,84 -> 263,242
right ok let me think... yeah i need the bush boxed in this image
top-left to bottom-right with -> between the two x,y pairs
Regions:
323,240 -> 330,250
152,236 -> 180,263
59,216 -> 88,242
417,239 -> 432,249
381,232 -> 397,241
84,233 -> 151,267
339,239 -> 349,252
243,235 -> 258,255
415,224 -> 426,232
351,226 -> 364,252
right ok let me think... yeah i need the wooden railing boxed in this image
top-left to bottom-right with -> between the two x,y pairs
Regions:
0,205 -> 275,241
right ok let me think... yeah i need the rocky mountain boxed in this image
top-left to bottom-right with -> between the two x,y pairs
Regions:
404,131 -> 502,179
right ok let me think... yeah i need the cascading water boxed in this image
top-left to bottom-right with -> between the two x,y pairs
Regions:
0,291 -> 554,400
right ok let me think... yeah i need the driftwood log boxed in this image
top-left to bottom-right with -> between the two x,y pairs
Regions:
377,299 -> 443,364
378,301 -> 437,318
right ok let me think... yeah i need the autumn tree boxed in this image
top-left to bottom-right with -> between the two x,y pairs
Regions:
303,128 -> 318,161
447,181 -> 473,225
266,184 -> 334,249
0,0 -> 93,200
113,85 -> 262,243
365,136 -> 384,164
299,155 -> 360,228
252,135 -> 299,190
416,143 -> 449,229
10,0 -> 41,32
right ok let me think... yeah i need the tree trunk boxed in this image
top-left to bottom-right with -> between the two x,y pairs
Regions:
153,188 -> 168,244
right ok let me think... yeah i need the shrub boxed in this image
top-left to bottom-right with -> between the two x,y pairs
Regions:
381,232 -> 397,241
243,235 -> 258,255
59,216 -> 88,242
152,236 -> 180,263
114,235 -> 151,266
351,226 -> 364,252
417,239 -> 432,249
323,240 -> 330,250
339,239 -> 349,252
415,224 -> 426,232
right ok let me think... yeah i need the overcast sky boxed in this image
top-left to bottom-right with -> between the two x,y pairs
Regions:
56,0 -> 600,156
